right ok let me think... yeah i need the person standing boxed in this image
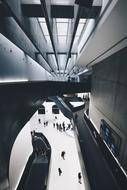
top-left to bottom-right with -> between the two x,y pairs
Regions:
58,168 -> 62,176
78,172 -> 82,184
61,151 -> 66,160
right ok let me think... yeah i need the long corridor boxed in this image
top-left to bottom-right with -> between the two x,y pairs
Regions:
29,102 -> 86,190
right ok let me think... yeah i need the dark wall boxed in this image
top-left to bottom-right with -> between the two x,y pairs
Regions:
89,46 -> 127,173
0,81 -> 90,189
0,86 -> 45,188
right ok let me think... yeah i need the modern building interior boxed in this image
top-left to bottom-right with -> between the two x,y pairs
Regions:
0,0 -> 127,190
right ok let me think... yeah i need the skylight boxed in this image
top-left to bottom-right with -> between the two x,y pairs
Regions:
56,18 -> 69,46
76,19 -> 87,38
79,19 -> 87,24
57,22 -> 68,35
39,21 -> 49,36
58,54 -> 67,69
38,17 -> 50,43
73,18 -> 87,47
58,36 -> 67,45
56,18 -> 69,23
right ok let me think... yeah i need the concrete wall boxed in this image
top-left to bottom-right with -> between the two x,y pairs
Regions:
77,0 -> 127,67
0,33 -> 51,82
89,46 -> 127,172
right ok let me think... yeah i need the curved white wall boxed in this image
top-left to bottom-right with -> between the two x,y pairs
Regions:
9,122 -> 32,190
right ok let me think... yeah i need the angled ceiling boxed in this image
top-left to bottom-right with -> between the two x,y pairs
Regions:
1,0 -> 103,78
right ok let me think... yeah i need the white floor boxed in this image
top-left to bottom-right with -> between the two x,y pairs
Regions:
29,102 -> 86,190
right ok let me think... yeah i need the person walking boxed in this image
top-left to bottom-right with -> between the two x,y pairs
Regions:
56,122 -> 58,131
75,113 -> 78,122
58,168 -> 62,176
78,172 -> 82,184
38,118 -> 41,124
61,151 -> 66,160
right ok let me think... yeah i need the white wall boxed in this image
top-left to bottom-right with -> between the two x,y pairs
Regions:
9,122 -> 32,190
0,34 -> 51,83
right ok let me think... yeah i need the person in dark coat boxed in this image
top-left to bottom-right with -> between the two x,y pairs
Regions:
58,168 -> 62,176
38,118 -> 41,124
75,113 -> 78,121
61,151 -> 66,160
78,172 -> 82,184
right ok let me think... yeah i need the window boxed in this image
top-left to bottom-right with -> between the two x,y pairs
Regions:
38,105 -> 45,114
52,105 -> 59,114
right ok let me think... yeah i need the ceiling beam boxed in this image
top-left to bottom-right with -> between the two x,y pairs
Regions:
64,5 -> 101,75
51,5 -> 74,18
0,4 -> 101,19
0,0 -> 56,74
63,6 -> 82,74
47,52 -> 77,55
40,0 -> 60,72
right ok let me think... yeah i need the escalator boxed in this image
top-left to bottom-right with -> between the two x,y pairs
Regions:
50,96 -> 73,120
16,132 -> 51,190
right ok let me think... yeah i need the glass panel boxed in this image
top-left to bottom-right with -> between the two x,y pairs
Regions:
45,36 -> 51,43
56,18 -> 69,23
79,19 -> 87,24
56,18 -> 69,46
40,22 -> 49,36
59,54 -> 66,67
73,36 -> 79,45
51,54 -> 57,65
57,22 -> 68,35
58,36 -> 67,45
38,17 -> 51,44
38,17 -> 45,22
76,23 -> 84,36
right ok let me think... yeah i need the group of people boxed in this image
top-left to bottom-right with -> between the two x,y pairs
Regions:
58,150 -> 82,184
53,121 -> 72,132
38,118 -> 49,127
38,115 -> 73,132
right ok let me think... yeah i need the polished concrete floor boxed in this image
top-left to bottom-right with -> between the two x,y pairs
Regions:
30,102 -> 86,190
9,102 -> 86,190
